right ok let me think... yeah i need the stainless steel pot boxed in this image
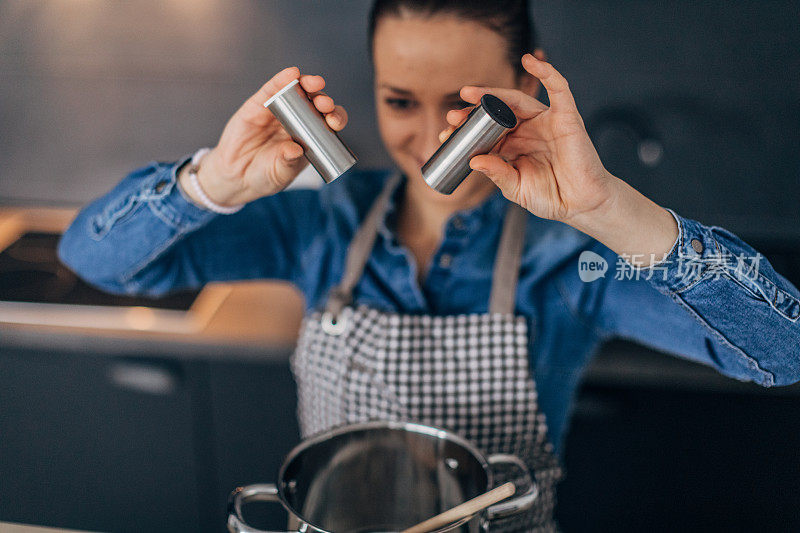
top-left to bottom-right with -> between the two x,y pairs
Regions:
227,421 -> 537,533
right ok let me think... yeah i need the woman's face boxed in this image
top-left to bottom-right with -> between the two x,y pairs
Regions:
372,14 -> 538,206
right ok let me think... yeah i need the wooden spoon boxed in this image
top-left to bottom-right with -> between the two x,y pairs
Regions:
400,482 -> 516,533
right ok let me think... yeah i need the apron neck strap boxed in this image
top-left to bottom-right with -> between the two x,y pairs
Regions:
325,173 -> 403,318
324,175 -> 528,317
488,203 -> 528,314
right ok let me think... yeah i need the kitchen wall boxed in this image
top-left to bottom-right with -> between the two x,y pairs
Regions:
1,0 -> 798,241
0,0 -> 382,205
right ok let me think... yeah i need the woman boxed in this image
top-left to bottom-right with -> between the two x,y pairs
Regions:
58,0 -> 800,530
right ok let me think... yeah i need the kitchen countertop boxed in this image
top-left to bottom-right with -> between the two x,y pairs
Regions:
0,522 -> 92,533
0,206 -> 305,359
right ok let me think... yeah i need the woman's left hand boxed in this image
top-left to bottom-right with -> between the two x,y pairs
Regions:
443,54 -> 617,226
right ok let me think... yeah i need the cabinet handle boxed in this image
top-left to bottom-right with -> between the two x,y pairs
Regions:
107,361 -> 178,395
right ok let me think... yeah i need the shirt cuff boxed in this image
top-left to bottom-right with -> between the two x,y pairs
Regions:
617,208 -> 723,293
143,155 -> 218,230
619,209 -> 800,318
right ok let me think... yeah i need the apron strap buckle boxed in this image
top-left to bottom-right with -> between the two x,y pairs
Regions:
321,310 -> 348,336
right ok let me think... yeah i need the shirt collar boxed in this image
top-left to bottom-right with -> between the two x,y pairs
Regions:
377,172 -> 510,241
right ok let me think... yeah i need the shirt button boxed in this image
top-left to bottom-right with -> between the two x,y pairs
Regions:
451,216 -> 466,231
690,238 -> 704,253
439,253 -> 453,268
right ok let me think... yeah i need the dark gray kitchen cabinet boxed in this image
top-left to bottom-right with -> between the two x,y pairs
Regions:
0,343 -> 302,533
0,347 -> 205,532
555,378 -> 800,532
207,359 -> 301,532
4,340 -> 800,532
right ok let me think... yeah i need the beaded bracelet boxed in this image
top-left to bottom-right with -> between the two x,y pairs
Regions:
185,147 -> 244,215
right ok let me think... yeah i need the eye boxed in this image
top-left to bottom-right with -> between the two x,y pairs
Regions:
385,97 -> 415,110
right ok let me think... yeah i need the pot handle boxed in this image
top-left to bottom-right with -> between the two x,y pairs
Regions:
484,454 -> 538,520
227,484 -> 297,533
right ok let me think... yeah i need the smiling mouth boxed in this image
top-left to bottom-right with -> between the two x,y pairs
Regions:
399,152 -> 430,172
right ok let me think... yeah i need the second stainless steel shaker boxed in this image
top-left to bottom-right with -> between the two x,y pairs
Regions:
422,94 -> 517,194
263,78 -> 357,183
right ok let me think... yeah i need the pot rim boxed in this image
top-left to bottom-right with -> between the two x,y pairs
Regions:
275,420 -> 494,533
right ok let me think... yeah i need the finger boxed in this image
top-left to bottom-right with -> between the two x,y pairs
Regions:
325,105 -> 348,131
265,139 -> 306,187
459,85 -> 547,119
280,139 -> 304,162
498,136 -> 549,159
250,66 -> 300,108
299,74 -> 325,95
438,125 -> 456,144
268,140 -> 308,190
470,154 -> 521,197
446,108 -> 470,127
312,93 -> 335,114
520,53 -> 577,112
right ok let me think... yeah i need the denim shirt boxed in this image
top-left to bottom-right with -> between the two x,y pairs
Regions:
57,156 -> 800,455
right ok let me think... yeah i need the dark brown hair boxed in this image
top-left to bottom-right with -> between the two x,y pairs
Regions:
368,0 -> 537,78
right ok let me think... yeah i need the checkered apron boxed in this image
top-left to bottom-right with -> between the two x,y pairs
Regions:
290,175 -> 563,532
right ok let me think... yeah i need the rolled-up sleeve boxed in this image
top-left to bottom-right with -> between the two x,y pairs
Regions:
591,209 -> 800,387
58,156 -> 323,297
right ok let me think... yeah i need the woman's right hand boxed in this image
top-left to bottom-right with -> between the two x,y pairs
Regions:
180,67 -> 349,207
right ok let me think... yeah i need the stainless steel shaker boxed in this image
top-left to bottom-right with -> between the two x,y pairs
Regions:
263,78 -> 357,183
422,94 -> 517,194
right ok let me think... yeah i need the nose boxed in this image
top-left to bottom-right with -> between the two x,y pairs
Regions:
418,109 -> 449,162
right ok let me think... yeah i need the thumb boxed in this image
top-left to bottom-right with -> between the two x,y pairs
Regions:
273,140 -> 307,184
470,154 -> 521,198
280,139 -> 304,163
